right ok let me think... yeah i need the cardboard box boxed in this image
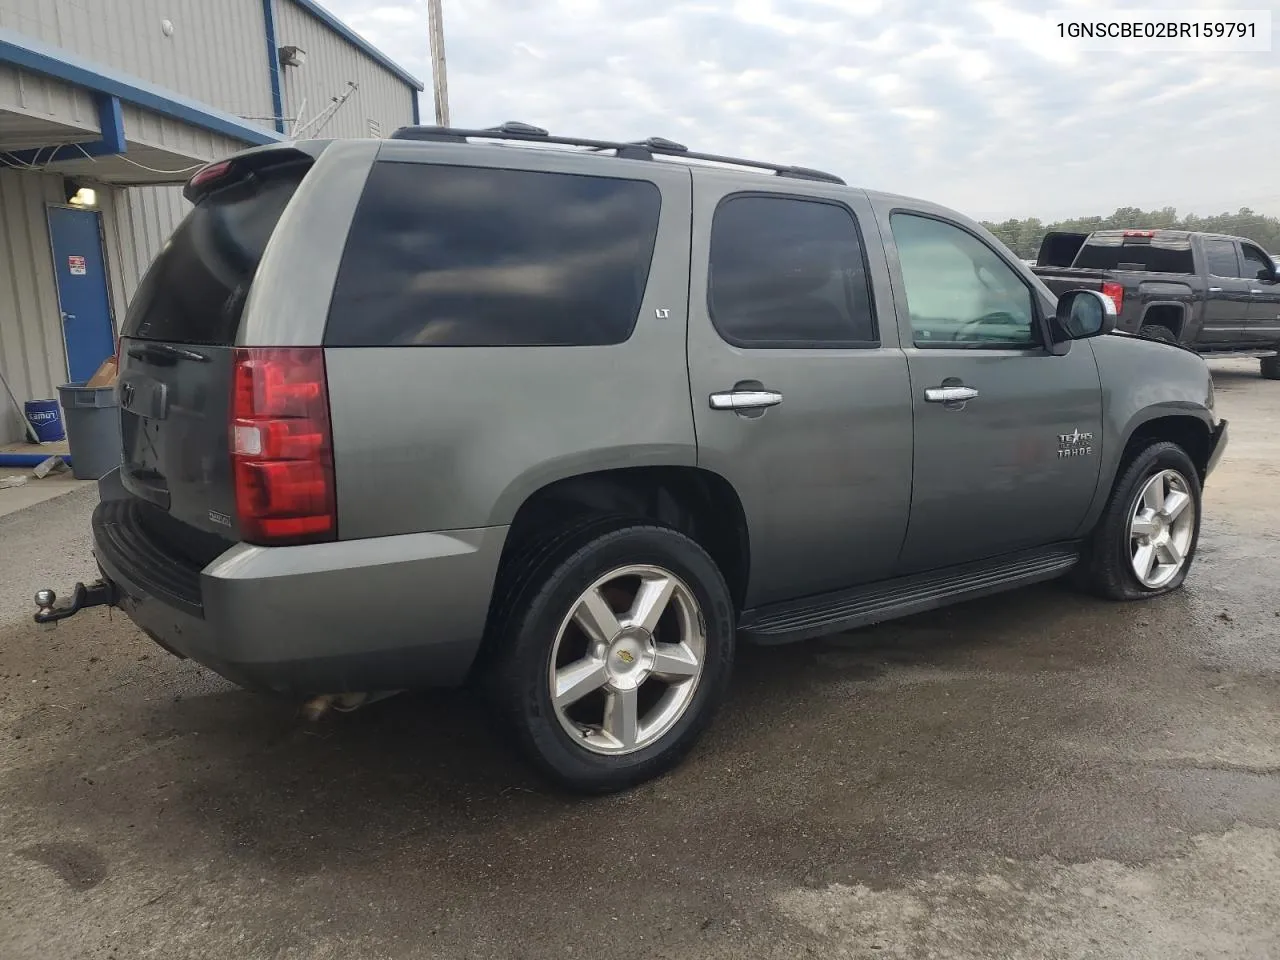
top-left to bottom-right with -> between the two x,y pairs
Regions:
84,357 -> 118,389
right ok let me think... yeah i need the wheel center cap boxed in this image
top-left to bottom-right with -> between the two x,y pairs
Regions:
606,631 -> 653,688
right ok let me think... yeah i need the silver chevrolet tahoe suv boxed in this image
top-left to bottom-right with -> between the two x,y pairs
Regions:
36,124 -> 1227,793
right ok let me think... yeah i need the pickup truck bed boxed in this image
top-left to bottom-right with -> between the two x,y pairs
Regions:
1031,229 -> 1280,376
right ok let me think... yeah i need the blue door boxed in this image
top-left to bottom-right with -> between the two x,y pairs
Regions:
48,206 -> 116,382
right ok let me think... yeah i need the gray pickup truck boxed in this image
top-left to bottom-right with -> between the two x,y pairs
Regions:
35,125 -> 1228,792
1034,229 -> 1280,379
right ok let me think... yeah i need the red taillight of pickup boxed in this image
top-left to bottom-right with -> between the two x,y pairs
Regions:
1101,281 -> 1124,314
230,348 -> 336,545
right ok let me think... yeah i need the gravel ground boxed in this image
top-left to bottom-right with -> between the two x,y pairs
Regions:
0,359 -> 1277,960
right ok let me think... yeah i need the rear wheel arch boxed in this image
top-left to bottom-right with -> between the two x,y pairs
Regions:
494,466 -> 751,612
1138,303 -> 1187,341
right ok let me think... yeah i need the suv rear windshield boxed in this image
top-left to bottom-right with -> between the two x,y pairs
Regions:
122,155 -> 313,344
325,162 -> 662,347
1071,235 -> 1194,274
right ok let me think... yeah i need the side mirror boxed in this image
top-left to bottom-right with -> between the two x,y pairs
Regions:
1055,288 -> 1117,341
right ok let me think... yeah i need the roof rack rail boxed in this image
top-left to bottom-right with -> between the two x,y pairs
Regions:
389,121 -> 846,185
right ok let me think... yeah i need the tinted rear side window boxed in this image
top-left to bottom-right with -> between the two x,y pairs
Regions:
123,158 -> 311,344
1203,238 -> 1240,277
325,163 -> 662,347
708,194 -> 876,347
1071,237 -> 1194,274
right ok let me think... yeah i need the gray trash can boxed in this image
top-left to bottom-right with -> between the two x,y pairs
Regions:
57,383 -> 122,480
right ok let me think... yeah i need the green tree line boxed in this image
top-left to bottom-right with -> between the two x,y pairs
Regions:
981,207 -> 1280,261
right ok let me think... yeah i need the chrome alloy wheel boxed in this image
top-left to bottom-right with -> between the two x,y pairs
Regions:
1129,468 -> 1196,589
549,564 -> 706,756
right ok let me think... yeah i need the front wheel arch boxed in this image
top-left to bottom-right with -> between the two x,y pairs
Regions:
1073,411 -> 1212,542
1117,414 -> 1212,482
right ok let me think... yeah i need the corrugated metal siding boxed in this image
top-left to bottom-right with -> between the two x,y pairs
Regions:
121,102 -> 253,164
0,168 -> 70,439
0,0 -> 275,124
0,166 -> 186,442
274,0 -> 415,140
0,61 -> 96,133
98,181 -> 186,325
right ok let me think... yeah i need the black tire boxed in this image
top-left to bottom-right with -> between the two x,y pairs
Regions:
1080,441 -> 1202,601
1261,354 -> 1280,380
486,523 -> 735,794
1139,324 -> 1177,345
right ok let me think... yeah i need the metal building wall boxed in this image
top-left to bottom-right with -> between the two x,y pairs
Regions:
0,167 -> 72,440
98,181 -> 186,325
0,167 -> 185,442
119,102 -> 254,166
274,0 -> 417,140
0,61 -> 99,142
0,0 -> 275,124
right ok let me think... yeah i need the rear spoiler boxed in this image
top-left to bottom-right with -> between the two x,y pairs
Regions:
183,143 -> 326,203
1036,231 -> 1090,269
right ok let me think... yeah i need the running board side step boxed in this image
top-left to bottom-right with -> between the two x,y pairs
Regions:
738,544 -> 1081,645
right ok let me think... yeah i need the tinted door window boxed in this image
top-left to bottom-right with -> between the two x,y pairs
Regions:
124,158 -> 311,344
708,195 -> 876,347
1240,244 -> 1273,281
890,214 -> 1036,347
1203,238 -> 1241,278
326,163 -> 661,346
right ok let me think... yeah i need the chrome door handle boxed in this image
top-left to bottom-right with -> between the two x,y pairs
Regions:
924,385 -> 979,403
1208,287 -> 1223,293
709,389 -> 783,411
1251,289 -> 1264,295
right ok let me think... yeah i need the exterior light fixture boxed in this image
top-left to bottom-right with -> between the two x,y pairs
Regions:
64,180 -> 97,207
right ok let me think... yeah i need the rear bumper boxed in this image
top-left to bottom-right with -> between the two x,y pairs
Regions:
1206,418 -> 1228,478
92,498 -> 507,695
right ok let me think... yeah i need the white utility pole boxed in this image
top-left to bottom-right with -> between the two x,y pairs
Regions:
427,0 -> 450,126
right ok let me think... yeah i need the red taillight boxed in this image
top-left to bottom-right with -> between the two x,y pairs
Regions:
1101,281 -> 1124,314
1123,230 -> 1155,238
189,159 -> 233,191
231,348 -> 335,545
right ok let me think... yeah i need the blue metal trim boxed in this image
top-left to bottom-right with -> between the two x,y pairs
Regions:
411,92 -> 421,126
1,93 -> 126,166
261,0 -> 285,133
0,27 -> 283,146
90,93 -> 126,155
287,0 -> 425,91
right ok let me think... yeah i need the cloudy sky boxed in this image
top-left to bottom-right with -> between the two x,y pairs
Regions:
321,0 -> 1280,222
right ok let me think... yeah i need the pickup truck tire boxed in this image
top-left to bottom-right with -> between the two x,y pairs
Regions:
1262,355 -> 1280,380
486,523 -> 735,794
1081,442 -> 1202,601
1138,324 -> 1177,345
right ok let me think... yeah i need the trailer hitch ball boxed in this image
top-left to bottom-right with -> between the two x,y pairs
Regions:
33,580 -> 117,625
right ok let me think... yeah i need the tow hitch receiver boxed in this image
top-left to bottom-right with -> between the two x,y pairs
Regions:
33,580 -> 118,625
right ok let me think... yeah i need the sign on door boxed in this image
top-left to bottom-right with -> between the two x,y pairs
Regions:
67,255 -> 86,276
